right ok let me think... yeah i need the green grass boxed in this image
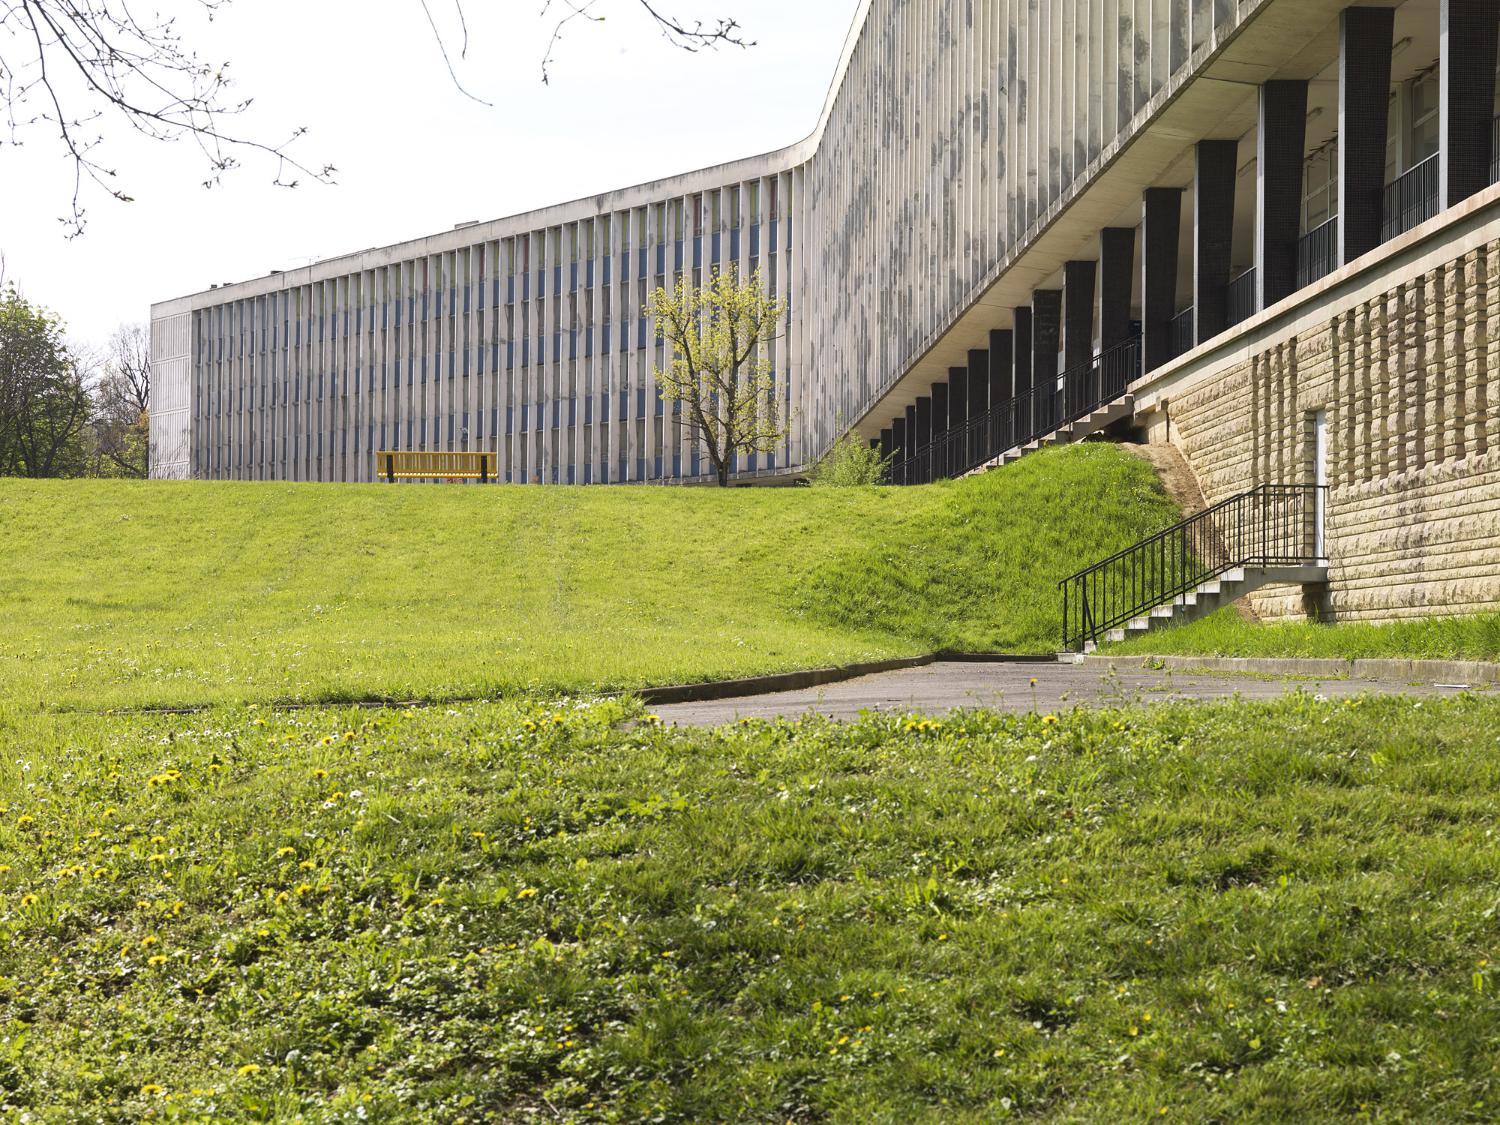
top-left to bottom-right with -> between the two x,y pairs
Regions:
1107,607 -> 1500,664
3,693 -> 1500,1122
0,444 -> 1177,714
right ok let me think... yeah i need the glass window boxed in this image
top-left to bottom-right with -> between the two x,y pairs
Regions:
1410,70 -> 1439,167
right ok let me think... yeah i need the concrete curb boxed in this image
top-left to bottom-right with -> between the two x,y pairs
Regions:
635,652 -> 1056,707
1080,653 -> 1500,686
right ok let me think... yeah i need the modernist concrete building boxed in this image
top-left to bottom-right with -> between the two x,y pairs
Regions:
152,0 -> 1500,627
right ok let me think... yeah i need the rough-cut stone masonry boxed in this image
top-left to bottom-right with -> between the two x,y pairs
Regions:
1161,238 -> 1500,623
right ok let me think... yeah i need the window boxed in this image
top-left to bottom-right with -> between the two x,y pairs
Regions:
1409,69 -> 1439,167
1302,142 -> 1338,232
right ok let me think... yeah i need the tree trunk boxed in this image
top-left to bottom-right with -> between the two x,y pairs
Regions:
717,455 -> 731,487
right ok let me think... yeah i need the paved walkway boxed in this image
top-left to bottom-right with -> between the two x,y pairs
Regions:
654,660 -> 1480,726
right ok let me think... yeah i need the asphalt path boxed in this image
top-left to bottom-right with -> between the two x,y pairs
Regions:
653,660 -> 1478,726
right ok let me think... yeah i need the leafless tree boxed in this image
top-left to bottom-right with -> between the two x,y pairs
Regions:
2,1 -> 750,235
91,321 -> 150,476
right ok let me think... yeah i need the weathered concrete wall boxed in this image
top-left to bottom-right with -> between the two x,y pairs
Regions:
1138,188 -> 1500,624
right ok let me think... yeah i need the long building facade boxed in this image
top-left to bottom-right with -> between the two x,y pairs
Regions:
153,0 -> 1500,623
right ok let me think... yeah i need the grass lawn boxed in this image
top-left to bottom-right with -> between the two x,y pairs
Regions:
1106,607 -> 1500,664
0,444 -> 1176,715
3,693 -> 1500,1122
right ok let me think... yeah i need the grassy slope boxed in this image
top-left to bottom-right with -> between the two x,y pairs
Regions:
3,694 -> 1499,1122
0,444 -> 1177,712
1107,607 -> 1500,663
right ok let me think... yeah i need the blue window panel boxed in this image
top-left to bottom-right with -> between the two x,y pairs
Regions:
750,225 -> 760,255
449,287 -> 456,314
421,356 -> 428,383
506,407 -> 514,435
570,263 -> 578,291
671,454 -> 681,478
464,350 -> 470,377
602,258 -> 611,285
506,342 -> 514,370
638,248 -> 648,277
568,465 -> 576,484
655,393 -> 664,417
319,315 -> 325,341
785,217 -> 793,242
585,328 -> 594,358
654,456 -> 663,479
570,330 -> 578,360
675,241 -> 685,270
636,388 -> 646,416
553,400 -> 560,428
770,220 -> 779,249
693,237 -> 702,268
586,260 -> 594,288
521,404 -> 528,431
422,293 -> 429,321
599,395 -> 608,423
748,453 -> 758,473
637,320 -> 647,349
655,245 -> 665,274
522,275 -> 530,301
600,464 -> 609,484
506,277 -> 514,304
407,420 -> 413,447
449,350 -> 455,376
433,418 -> 440,445
587,464 -> 596,485
553,266 -> 562,295
463,285 -> 470,314
691,452 -> 700,476
521,340 -> 529,367
619,390 -> 629,419
672,398 -> 682,417
711,233 -> 721,263
601,328 -> 610,356
553,333 -> 561,363
477,346 -> 484,375
637,457 -> 646,480
584,397 -> 593,425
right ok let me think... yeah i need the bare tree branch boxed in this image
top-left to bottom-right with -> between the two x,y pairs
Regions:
538,0 -> 752,84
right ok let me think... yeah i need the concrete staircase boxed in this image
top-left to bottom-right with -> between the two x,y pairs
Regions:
1076,562 -> 1327,654
975,393 -> 1135,471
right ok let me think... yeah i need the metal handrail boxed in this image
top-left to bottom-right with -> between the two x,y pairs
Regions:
1297,216 -> 1339,288
1169,307 -> 1195,362
1226,268 -> 1257,328
1059,483 -> 1326,652
1382,153 -> 1439,243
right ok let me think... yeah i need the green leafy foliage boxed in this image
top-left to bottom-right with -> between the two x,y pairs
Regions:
809,431 -> 890,486
2,692 -> 1498,1120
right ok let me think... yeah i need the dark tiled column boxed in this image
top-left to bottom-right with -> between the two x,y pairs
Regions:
914,396 -> 932,483
988,329 -> 1013,456
1063,261 -> 1096,418
1440,0 -> 1500,208
879,427 -> 893,465
1340,8 -> 1395,262
1033,290 -> 1062,435
892,415 -> 907,479
1195,140 -> 1239,342
1142,187 -> 1183,373
903,405 -> 916,484
931,381 -> 950,479
1012,311 -> 1034,445
951,364 -> 972,472
1257,80 -> 1309,310
1099,227 -> 1136,352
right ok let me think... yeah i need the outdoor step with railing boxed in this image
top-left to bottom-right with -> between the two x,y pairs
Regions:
1059,483 -> 1328,653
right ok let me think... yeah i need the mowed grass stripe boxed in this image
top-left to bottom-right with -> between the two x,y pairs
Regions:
0,444 -> 1179,713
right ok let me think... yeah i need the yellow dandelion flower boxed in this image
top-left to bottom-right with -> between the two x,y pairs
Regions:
0,865 -> 10,875
15,815 -> 34,827
148,854 -> 166,863
251,718 -> 267,727
150,835 -> 167,845
140,935 -> 159,947
470,831 -> 486,841
298,860 -> 317,871
320,736 -> 335,747
237,1063 -> 261,1077
276,846 -> 295,858
516,887 -> 538,899
294,883 -> 313,896
274,892 -> 290,905
101,807 -> 117,819
19,893 -> 38,907
311,769 -> 329,780
140,1083 -> 165,1096
148,955 -> 168,967
1041,714 -> 1059,725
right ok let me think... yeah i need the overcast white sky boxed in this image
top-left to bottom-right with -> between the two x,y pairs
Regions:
2,0 -> 861,344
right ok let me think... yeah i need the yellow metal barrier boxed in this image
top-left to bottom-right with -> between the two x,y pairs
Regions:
377,451 -> 495,483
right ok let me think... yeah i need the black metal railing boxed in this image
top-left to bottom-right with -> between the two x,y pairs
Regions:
1382,153 -> 1440,243
1297,216 -> 1339,288
890,335 -> 1141,486
1226,268 -> 1257,328
1059,483 -> 1326,652
1169,307 -> 1195,362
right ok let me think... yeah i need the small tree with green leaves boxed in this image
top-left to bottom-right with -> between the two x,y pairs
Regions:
810,429 -> 890,486
647,266 -> 788,487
